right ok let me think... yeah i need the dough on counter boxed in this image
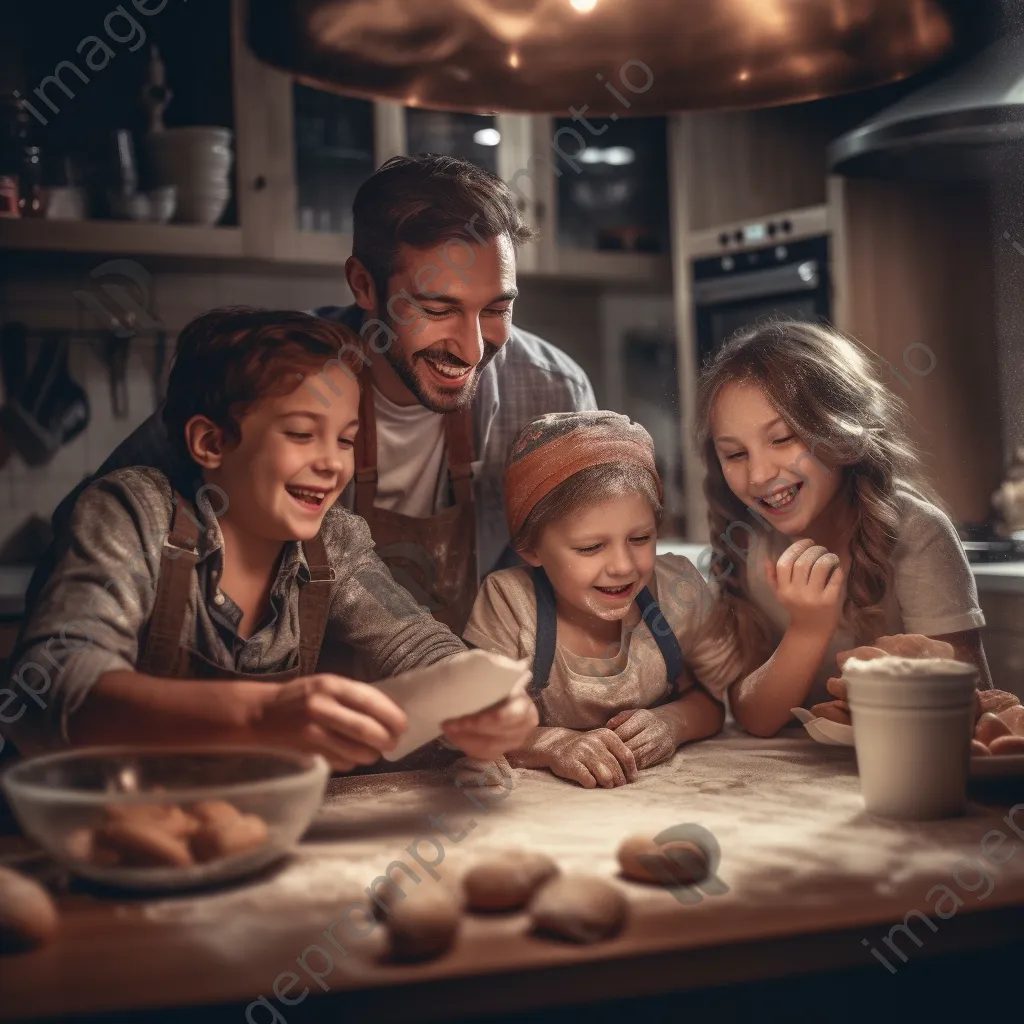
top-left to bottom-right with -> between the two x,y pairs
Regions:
975,712 -> 1012,747
0,867 -> 59,953
190,812 -> 269,863
463,850 -> 559,911
385,886 -> 462,962
989,734 -> 1024,756
810,701 -> 852,726
617,835 -> 709,886
96,820 -> 195,868
529,875 -> 627,944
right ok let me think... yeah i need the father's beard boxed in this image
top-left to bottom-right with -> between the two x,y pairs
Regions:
381,320 -> 501,414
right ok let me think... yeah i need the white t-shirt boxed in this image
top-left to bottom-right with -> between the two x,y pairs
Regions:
745,488 -> 985,708
372,387 -> 447,518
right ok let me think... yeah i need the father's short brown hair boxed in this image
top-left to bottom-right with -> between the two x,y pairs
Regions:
163,307 -> 367,465
352,154 -> 537,296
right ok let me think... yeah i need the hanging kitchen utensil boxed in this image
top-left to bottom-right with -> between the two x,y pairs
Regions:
103,332 -> 130,419
0,321 -> 28,470
248,0 -> 954,115
0,334 -> 90,467
152,328 -> 168,406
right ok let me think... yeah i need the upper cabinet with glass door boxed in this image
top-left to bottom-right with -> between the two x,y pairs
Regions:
529,115 -> 671,283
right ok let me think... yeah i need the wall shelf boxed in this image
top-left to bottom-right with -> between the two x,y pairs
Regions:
0,219 -> 244,260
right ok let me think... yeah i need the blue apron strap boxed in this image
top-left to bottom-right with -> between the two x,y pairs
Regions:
635,586 -> 685,697
530,566 -> 558,699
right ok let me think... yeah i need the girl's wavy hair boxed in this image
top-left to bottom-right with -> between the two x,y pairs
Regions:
696,318 -> 940,674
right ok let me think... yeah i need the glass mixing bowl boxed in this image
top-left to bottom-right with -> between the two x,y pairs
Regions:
2,746 -> 329,891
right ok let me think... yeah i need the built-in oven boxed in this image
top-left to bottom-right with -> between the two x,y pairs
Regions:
692,235 -> 830,367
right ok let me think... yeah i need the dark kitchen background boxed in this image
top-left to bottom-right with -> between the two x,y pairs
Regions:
0,0 -> 1022,683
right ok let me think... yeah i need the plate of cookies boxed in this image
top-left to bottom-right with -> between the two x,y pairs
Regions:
791,634 -> 1024,779
1,746 -> 329,891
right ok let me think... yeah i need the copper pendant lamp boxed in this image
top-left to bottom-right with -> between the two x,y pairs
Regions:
247,0 -> 955,115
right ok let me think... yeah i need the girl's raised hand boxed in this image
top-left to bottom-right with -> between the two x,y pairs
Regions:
766,538 -> 845,636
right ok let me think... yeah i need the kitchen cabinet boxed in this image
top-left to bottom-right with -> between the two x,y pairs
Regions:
978,587 -> 1024,698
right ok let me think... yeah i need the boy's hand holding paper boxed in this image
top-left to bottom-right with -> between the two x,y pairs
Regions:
374,650 -> 537,762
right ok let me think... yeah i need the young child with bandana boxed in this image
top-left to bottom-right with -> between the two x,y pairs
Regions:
463,411 -> 742,789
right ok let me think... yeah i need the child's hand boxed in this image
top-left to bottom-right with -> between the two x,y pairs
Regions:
767,538 -> 844,635
255,674 -> 408,772
606,708 -> 679,770
441,684 -> 539,761
543,728 -> 639,789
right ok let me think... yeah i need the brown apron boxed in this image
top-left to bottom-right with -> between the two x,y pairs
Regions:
137,493 -> 334,680
353,378 -> 478,636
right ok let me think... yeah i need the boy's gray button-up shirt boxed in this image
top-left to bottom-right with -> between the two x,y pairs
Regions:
4,468 -> 466,755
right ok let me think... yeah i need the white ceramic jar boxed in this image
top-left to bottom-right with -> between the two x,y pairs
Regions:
842,655 -> 978,820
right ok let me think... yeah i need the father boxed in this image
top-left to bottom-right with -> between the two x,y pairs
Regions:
26,154 -> 596,634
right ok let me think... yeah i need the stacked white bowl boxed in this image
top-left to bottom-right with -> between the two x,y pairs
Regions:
147,127 -> 234,225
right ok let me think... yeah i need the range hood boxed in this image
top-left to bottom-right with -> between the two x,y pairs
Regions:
829,32 -> 1024,179
247,0 -> 955,116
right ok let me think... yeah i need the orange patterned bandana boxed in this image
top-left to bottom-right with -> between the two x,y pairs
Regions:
503,411 -> 663,537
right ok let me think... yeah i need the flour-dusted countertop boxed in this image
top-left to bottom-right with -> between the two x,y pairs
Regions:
2,729 -> 1022,1022
657,541 -> 1024,595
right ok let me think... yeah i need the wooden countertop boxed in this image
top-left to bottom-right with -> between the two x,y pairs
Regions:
2,728 -> 1023,1022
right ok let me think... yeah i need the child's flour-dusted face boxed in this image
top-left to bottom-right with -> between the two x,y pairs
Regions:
711,381 -> 843,538
522,492 -> 658,624
209,363 -> 360,543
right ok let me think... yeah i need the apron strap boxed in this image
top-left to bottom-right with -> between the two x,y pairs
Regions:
297,531 -> 335,677
137,491 -> 200,677
444,407 -> 475,507
353,373 -> 378,515
528,571 -> 686,701
529,566 -> 558,701
635,587 -> 685,697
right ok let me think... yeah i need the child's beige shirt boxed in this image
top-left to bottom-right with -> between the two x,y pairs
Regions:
463,554 -> 742,730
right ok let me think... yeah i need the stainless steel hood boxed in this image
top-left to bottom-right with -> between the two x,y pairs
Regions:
829,31 -> 1024,178
247,0 -> 955,116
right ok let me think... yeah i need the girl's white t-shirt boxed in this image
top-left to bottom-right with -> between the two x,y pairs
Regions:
742,488 -> 985,707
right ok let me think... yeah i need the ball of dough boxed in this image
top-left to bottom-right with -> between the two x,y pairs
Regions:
0,866 -> 59,953
189,800 -> 242,827
826,676 -> 848,701
529,875 -> 627,944
998,703 -> 1024,737
811,701 -> 852,726
970,739 -> 991,757
975,712 -> 1012,746
385,887 -> 461,962
989,734 -> 1024,756
463,850 -> 559,912
977,690 -> 1020,717
617,835 -> 709,886
872,634 -> 955,660
96,820 -> 194,868
190,813 -> 269,863
104,802 -> 198,838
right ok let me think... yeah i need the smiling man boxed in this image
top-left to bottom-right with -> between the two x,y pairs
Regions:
303,155 -> 596,632
24,155 -> 595,643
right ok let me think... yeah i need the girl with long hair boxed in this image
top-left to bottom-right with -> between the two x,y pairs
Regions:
698,318 -> 991,737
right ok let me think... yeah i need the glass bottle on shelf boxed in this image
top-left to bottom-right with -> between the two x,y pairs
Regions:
293,84 -> 375,235
554,116 -> 668,254
405,110 -> 500,174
